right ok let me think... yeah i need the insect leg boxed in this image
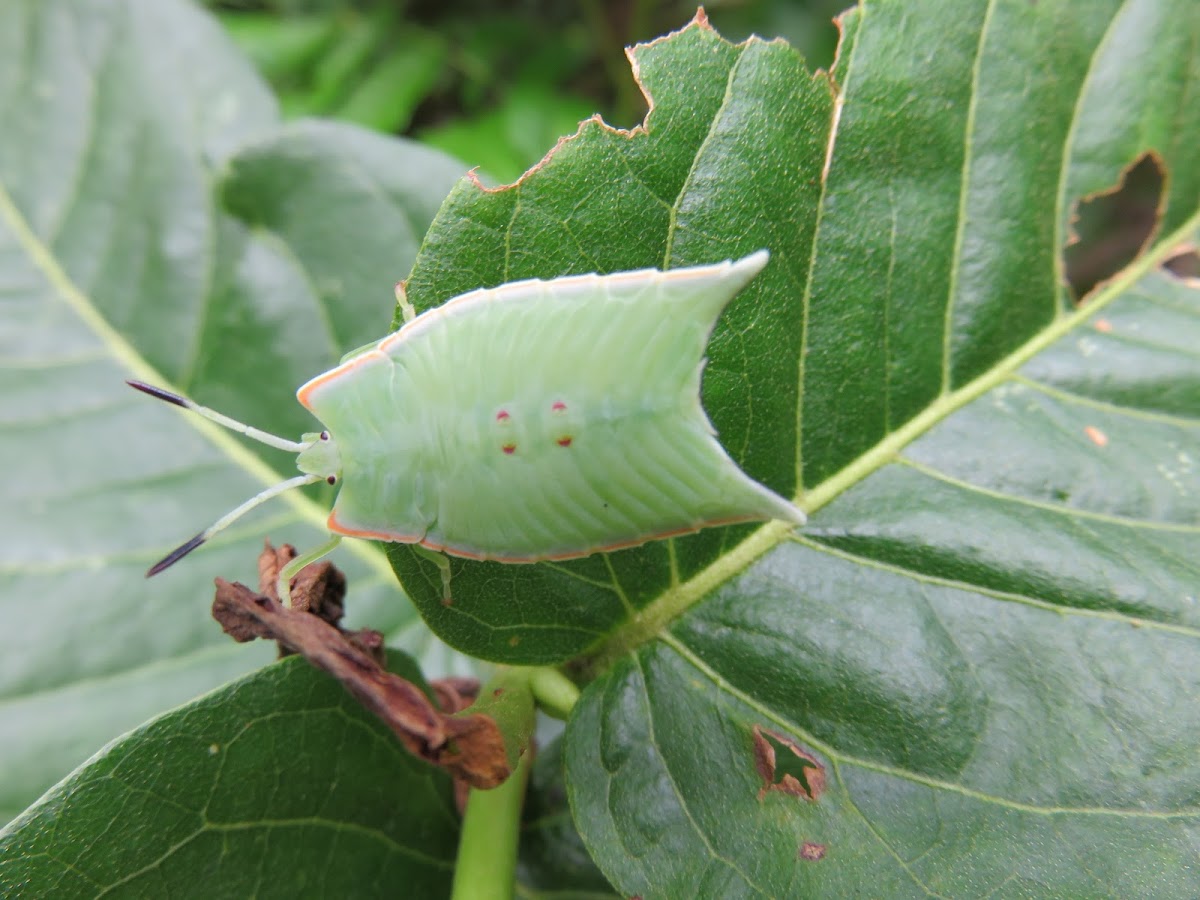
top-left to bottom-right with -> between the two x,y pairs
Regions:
276,533 -> 343,607
411,544 -> 453,605
395,281 -> 418,324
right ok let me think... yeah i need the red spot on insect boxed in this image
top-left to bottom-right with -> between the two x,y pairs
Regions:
557,436 -> 573,447
496,410 -> 510,422
1084,425 -> 1108,447
1094,318 -> 1113,333
552,401 -> 567,412
502,443 -> 517,455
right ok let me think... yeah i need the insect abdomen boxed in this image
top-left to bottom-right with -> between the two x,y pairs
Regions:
300,252 -> 802,559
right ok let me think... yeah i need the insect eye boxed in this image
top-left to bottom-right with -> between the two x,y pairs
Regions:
327,475 -> 337,485
320,431 -> 330,441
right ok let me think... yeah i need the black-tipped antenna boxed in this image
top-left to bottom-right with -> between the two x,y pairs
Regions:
126,380 -> 307,453
127,380 -> 189,408
145,472 -> 323,577
147,532 -> 206,576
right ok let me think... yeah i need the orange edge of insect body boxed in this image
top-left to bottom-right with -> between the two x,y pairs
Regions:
326,509 -> 764,563
297,350 -> 388,410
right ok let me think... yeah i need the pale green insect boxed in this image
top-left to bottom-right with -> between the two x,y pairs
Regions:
131,250 -> 805,604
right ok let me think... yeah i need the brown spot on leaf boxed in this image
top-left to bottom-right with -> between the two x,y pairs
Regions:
211,544 -> 511,789
1093,318 -> 1113,333
752,726 -> 825,801
798,842 -> 827,861
1084,425 -> 1109,448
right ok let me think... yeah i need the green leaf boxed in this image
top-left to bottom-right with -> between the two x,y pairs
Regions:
0,653 -> 458,896
333,28 -> 447,133
384,6 -> 1199,895
306,8 -> 393,117
0,0 -> 467,823
518,738 -> 616,897
218,12 -> 339,83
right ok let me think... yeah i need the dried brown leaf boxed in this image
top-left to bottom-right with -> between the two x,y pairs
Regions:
212,556 -> 511,789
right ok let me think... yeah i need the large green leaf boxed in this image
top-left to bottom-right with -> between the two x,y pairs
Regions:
384,4 -> 1196,895
0,653 -> 458,897
389,13 -> 830,664
0,0 -> 467,823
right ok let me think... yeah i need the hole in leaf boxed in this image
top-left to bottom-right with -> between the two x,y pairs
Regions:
752,726 -> 826,801
1064,152 -> 1164,302
1164,248 -> 1200,281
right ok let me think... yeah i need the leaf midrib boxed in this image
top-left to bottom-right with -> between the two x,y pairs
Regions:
588,210 -> 1200,670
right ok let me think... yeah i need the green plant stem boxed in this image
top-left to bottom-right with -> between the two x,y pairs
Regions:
527,666 -> 579,720
450,744 -> 533,900
447,667 -> 575,897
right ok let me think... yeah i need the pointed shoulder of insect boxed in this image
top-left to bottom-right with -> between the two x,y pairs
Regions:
449,250 -> 770,308
372,250 -> 773,354
654,249 -> 770,293
537,250 -> 770,299
634,250 -> 770,321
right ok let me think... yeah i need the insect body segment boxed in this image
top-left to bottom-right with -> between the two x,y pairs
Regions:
299,249 -> 802,567
133,250 -> 804,606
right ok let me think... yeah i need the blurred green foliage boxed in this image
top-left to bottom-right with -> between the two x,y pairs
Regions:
208,0 -> 844,182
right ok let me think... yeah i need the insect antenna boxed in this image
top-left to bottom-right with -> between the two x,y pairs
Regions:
128,380 -> 327,577
126,380 -> 308,453
146,472 -> 324,576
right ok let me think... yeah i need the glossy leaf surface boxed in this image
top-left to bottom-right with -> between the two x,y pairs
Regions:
0,654 -> 457,897
388,4 -> 1198,895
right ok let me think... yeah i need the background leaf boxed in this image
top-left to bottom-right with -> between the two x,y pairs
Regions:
0,653 -> 458,897
518,737 -> 616,896
0,0 -> 468,822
